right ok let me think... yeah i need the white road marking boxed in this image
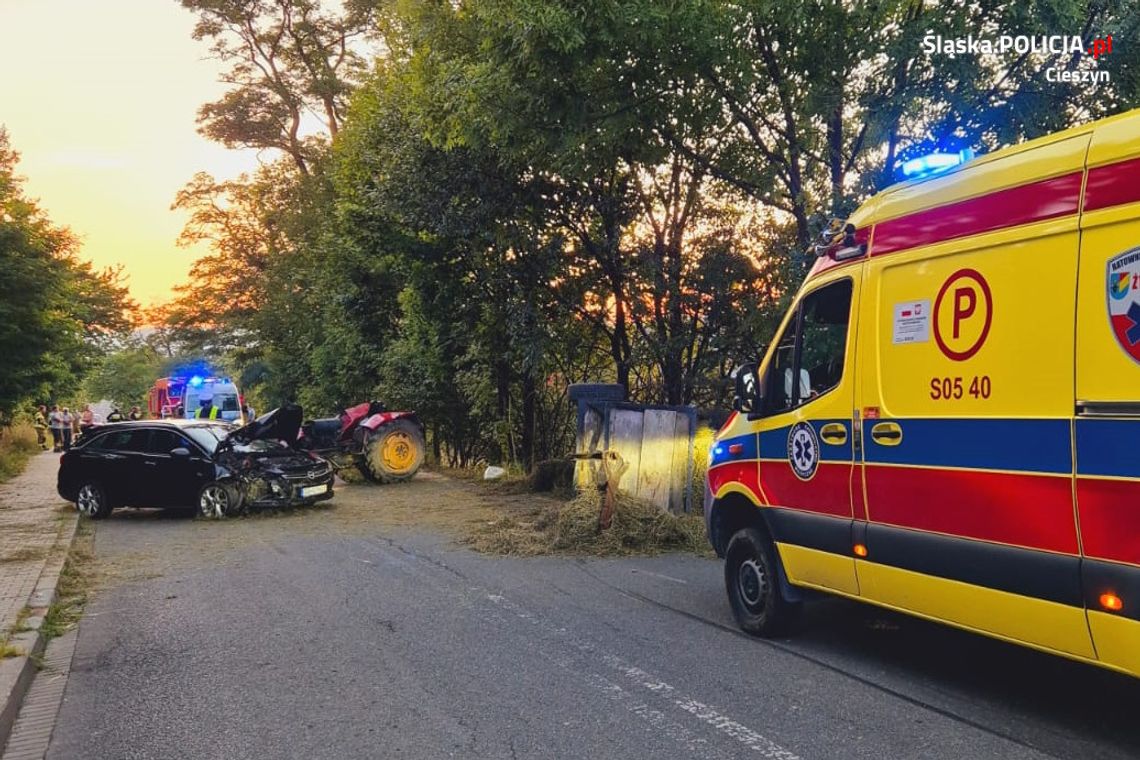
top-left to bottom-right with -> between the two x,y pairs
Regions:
631,568 -> 688,584
486,593 -> 801,759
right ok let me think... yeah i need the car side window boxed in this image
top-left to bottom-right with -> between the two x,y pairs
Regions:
761,278 -> 853,415
89,429 -> 150,452
147,429 -> 187,455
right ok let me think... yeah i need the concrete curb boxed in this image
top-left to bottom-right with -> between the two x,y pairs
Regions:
0,512 -> 79,752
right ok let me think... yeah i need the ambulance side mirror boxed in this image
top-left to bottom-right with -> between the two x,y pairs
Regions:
732,363 -> 761,414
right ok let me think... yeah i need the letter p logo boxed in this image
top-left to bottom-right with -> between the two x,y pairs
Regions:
953,287 -> 976,338
934,269 -> 993,361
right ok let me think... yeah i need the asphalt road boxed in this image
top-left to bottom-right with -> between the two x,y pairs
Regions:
45,477 -> 1140,760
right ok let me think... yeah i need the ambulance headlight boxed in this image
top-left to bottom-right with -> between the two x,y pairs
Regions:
710,445 -> 724,466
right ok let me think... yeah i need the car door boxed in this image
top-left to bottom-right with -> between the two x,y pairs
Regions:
81,428 -> 152,506
754,273 -> 860,595
136,429 -> 204,507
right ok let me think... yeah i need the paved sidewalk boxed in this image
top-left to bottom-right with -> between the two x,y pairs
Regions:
0,453 -> 69,639
0,452 -> 76,751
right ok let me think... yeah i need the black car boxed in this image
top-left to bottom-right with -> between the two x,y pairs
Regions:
57,405 -> 334,519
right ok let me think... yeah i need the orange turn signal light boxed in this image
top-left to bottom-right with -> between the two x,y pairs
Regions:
853,543 -> 868,558
1100,593 -> 1123,611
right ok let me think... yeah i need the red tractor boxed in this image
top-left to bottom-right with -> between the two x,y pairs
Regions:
299,402 -> 425,483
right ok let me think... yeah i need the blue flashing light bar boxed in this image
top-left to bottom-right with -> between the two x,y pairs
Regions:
900,149 -> 975,180
189,375 -> 205,387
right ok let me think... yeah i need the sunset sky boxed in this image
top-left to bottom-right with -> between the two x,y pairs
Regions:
0,0 -> 262,306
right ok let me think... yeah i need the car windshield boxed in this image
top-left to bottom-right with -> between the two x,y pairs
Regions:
183,425 -> 230,454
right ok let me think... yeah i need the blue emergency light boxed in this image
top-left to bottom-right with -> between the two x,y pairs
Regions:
900,149 -> 975,180
189,375 -> 204,387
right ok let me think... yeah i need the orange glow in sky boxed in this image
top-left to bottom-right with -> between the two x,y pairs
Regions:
0,0 -> 261,306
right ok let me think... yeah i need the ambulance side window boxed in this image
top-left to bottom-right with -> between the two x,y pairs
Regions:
761,278 -> 852,415
762,314 -> 799,415
799,279 -> 853,399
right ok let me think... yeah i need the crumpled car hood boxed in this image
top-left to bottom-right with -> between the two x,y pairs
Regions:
226,404 -> 303,447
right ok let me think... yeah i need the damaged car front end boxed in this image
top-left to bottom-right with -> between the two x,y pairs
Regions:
193,405 -> 335,516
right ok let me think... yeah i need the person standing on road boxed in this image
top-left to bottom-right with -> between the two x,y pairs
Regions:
106,406 -> 125,422
79,404 -> 95,435
60,407 -> 74,450
195,397 -> 220,420
48,405 -> 64,452
129,405 -> 143,421
33,405 -> 49,450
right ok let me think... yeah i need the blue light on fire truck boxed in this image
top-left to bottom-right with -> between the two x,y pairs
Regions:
900,149 -> 974,180
189,375 -> 204,387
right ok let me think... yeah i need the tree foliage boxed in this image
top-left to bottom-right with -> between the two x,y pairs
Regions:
0,129 -> 136,421
164,0 -> 1140,469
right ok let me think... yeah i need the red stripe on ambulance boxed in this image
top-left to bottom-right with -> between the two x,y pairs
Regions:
864,465 -> 1079,555
872,172 -> 1083,256
1077,477 -> 1140,567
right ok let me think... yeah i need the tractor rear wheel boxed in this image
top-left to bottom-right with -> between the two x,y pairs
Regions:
359,419 -> 425,483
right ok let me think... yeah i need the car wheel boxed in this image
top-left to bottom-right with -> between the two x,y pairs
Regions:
76,482 -> 113,519
358,419 -> 425,484
724,527 -> 800,637
197,482 -> 240,519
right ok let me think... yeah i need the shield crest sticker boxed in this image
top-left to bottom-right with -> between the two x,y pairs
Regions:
1107,246 -> 1140,364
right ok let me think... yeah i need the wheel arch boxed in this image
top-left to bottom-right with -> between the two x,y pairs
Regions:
709,492 -> 771,558
710,493 -> 804,604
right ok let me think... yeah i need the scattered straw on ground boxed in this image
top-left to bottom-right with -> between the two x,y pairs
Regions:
465,488 -> 710,557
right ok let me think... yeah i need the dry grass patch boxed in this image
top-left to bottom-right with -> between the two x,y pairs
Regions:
466,488 -> 710,557
0,424 -> 41,482
41,521 -> 95,640
0,546 -> 47,564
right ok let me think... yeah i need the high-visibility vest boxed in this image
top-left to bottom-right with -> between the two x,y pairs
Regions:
195,406 -> 220,420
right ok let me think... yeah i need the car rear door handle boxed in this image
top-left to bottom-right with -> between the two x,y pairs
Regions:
819,423 -> 847,445
870,422 -> 903,446
143,460 -> 157,466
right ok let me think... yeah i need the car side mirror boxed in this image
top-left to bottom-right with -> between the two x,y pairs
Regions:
732,363 -> 761,414
170,447 -> 191,458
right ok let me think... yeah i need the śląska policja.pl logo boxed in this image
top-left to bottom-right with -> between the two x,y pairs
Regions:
922,34 -> 1114,84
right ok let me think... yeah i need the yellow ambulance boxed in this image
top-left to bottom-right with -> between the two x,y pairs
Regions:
706,107 -> 1140,678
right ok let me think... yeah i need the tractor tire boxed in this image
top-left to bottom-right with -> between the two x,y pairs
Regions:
358,419 -> 425,484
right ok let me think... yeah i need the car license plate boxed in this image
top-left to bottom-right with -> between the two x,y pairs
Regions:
301,484 -> 328,497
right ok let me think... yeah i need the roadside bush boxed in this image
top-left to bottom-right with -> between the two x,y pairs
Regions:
0,424 -> 41,482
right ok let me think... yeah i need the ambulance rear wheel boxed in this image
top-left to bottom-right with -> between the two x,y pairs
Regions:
725,527 -> 800,637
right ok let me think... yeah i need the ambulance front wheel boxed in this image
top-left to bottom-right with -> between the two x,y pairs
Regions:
725,527 -> 800,637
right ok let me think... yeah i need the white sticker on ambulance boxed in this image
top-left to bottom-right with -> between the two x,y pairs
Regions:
893,300 -> 930,344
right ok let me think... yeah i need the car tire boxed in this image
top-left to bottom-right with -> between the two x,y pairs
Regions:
724,527 -> 800,637
358,419 -> 425,484
197,482 -> 241,519
75,482 -> 113,520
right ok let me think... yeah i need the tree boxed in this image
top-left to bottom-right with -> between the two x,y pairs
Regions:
0,128 -> 136,420
81,343 -> 164,410
180,0 -> 377,175
663,0 -> 1140,250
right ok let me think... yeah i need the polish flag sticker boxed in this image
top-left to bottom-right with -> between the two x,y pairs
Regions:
1107,246 -> 1140,364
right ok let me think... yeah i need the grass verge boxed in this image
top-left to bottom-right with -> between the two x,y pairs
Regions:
0,424 -> 41,483
466,488 -> 711,557
41,520 -> 94,640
